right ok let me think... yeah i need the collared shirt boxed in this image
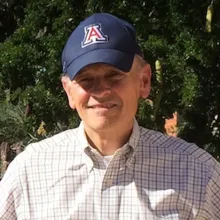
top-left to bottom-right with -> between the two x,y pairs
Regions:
0,119 -> 220,220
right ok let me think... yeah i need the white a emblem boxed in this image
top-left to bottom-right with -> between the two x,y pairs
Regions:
81,24 -> 108,48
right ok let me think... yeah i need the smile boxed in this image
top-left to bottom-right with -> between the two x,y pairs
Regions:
88,103 -> 116,109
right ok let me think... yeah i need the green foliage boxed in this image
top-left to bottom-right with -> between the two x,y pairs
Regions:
0,102 -> 27,143
0,0 -> 220,159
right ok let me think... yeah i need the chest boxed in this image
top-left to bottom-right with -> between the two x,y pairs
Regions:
17,159 -> 206,220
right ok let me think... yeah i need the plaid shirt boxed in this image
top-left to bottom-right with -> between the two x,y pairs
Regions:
1,119 -> 220,220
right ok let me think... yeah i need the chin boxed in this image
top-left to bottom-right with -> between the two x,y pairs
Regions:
88,117 -> 118,131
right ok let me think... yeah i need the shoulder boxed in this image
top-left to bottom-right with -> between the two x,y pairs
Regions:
10,127 -> 81,167
24,127 -> 80,154
138,126 -> 218,168
137,126 -> 220,189
5,127 -> 82,181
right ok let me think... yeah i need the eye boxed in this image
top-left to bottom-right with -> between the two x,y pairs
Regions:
106,71 -> 124,80
75,77 -> 94,90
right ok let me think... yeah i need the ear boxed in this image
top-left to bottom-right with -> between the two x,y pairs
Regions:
139,64 -> 151,98
61,76 -> 76,109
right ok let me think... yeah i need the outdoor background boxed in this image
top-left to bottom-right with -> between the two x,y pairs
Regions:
0,0 -> 220,167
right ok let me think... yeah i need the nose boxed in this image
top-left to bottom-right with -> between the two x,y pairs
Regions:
89,79 -> 111,97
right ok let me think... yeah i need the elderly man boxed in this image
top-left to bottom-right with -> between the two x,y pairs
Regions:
0,13 -> 220,220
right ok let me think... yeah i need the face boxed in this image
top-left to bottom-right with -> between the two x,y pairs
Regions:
62,57 -> 151,132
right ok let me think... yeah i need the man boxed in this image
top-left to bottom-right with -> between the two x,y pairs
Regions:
0,13 -> 220,220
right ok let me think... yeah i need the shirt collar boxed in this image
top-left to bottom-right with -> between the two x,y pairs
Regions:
77,121 -> 90,151
76,119 -> 140,171
127,118 -> 140,151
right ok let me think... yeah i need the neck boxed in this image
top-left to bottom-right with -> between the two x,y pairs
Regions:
84,120 -> 134,156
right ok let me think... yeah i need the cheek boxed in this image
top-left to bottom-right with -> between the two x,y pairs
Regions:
71,85 -> 90,106
120,78 -> 140,96
114,81 -> 140,105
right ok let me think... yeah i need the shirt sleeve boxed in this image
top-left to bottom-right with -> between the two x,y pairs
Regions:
202,161 -> 220,219
0,157 -> 20,220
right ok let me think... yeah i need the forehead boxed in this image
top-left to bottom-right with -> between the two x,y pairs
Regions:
75,63 -> 122,78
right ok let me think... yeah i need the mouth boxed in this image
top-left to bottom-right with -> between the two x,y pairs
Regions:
88,103 -> 117,109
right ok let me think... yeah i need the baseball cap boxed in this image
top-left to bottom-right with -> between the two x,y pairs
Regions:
62,13 -> 142,80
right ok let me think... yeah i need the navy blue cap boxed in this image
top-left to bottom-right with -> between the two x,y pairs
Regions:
62,13 -> 142,80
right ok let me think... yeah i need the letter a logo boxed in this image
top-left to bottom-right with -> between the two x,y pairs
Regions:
81,24 -> 108,48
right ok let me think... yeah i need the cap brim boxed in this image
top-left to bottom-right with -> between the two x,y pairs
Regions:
66,49 -> 134,80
